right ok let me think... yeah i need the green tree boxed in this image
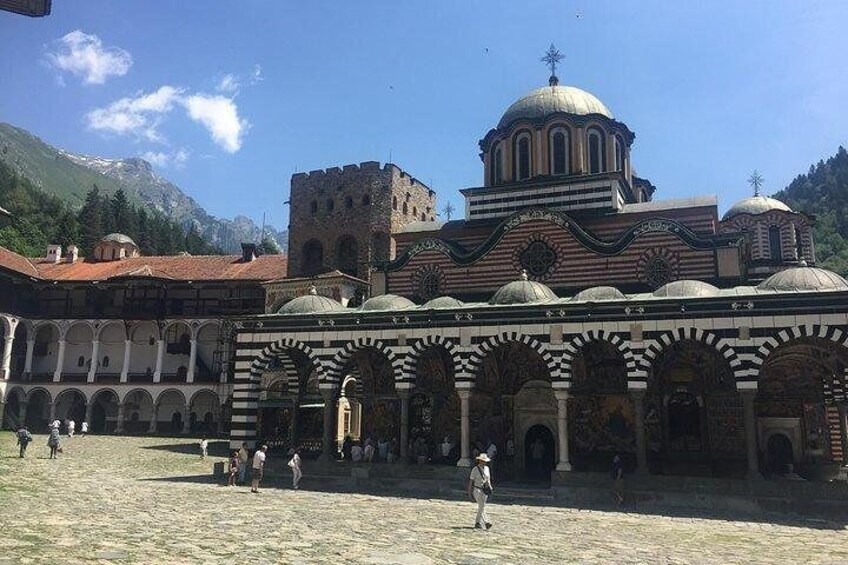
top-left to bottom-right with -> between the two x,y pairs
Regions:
77,186 -> 104,253
258,234 -> 282,254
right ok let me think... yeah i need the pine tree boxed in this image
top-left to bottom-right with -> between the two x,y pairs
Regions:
258,234 -> 282,254
77,186 -> 104,253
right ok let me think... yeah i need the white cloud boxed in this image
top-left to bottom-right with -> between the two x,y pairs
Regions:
142,148 -> 189,168
251,64 -> 263,84
182,94 -> 248,153
46,30 -> 132,85
216,74 -> 240,94
86,86 -> 182,142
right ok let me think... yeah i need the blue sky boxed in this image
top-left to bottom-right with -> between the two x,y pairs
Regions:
2,1 -> 847,231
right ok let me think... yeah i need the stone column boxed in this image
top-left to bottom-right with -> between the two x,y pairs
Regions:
153,339 -> 165,383
115,402 -> 125,434
23,339 -> 34,376
0,400 -> 5,429
838,404 -> 848,467
457,389 -> 472,467
120,340 -> 131,383
48,401 -> 56,424
1,334 -> 14,379
742,391 -> 760,479
87,340 -> 100,383
319,388 -> 337,462
84,402 -> 92,429
398,389 -> 410,462
53,339 -> 66,382
554,390 -> 572,471
148,403 -> 159,434
186,339 -> 197,383
631,390 -> 648,474
182,404 -> 191,435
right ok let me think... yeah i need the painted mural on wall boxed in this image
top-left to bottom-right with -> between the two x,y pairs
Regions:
570,395 -> 635,454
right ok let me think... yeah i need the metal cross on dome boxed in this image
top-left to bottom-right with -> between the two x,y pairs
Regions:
747,170 -> 764,196
541,43 -> 565,79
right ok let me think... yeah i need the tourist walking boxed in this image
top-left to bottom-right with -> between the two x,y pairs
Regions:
16,426 -> 32,458
47,424 -> 61,459
67,420 -> 75,438
288,448 -> 302,489
611,454 -> 624,505
467,453 -> 493,530
228,451 -> 239,486
199,438 -> 208,459
250,445 -> 267,493
80,421 -> 88,437
238,442 -> 249,484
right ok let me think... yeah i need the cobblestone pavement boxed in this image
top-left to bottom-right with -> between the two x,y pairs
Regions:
2,432 -> 848,564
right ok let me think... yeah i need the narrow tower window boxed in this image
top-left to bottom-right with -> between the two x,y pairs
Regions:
768,225 -> 782,262
516,134 -> 531,180
587,128 -> 605,174
551,129 -> 569,175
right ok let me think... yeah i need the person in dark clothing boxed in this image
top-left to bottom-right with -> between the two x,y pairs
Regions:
17,426 -> 32,458
611,454 -> 624,505
342,435 -> 353,461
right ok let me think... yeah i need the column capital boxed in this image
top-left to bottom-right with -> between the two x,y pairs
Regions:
629,389 -> 646,400
319,387 -> 337,401
456,389 -> 471,400
396,388 -> 411,399
554,390 -> 570,402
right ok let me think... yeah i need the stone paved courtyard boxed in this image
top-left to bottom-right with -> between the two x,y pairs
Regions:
2,432 -> 848,564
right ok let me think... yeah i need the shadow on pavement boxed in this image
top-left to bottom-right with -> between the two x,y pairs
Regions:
140,440 -> 230,457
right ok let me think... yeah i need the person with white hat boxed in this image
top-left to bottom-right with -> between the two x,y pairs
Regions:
467,452 -> 493,530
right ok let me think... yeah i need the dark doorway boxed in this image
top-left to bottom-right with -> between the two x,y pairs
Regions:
767,433 -> 794,474
524,424 -> 556,482
4,393 -> 22,429
25,391 -> 49,431
667,392 -> 702,453
170,411 -> 183,434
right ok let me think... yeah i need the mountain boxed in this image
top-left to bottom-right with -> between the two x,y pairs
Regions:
773,146 -> 848,275
0,123 -> 286,253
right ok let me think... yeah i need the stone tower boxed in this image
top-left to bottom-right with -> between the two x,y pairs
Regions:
287,161 -> 436,281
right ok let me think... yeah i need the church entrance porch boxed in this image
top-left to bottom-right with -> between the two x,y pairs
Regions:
524,424 -> 556,482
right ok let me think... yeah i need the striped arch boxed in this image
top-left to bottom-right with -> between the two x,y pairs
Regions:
465,332 -> 557,382
560,329 -> 637,387
403,335 -> 463,385
638,327 -> 742,381
249,337 -> 327,386
753,324 -> 848,371
328,337 -> 404,388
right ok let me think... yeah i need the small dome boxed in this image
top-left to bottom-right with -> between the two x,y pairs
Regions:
572,286 -> 627,302
722,196 -> 792,221
498,85 -> 613,129
757,263 -> 848,292
278,287 -> 344,315
490,271 -> 558,305
653,280 -> 721,298
360,294 -> 416,311
421,296 -> 465,309
102,233 -> 137,246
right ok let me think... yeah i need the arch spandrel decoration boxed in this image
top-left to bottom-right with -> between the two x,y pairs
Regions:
560,329 -> 636,387
638,327 -> 742,385
249,337 -> 328,387
379,208 -> 743,272
328,337 -> 404,388
403,335 -> 463,385
753,325 -> 848,370
465,332 -> 557,384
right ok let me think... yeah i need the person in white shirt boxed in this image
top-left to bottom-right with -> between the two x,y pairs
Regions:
199,438 -> 208,459
80,421 -> 88,437
363,442 -> 375,463
250,445 -> 268,493
467,453 -> 493,530
288,448 -> 302,489
441,436 -> 453,462
67,420 -> 75,438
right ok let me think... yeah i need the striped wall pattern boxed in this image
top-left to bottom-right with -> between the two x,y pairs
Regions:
560,329 -> 637,388
229,312 -> 848,447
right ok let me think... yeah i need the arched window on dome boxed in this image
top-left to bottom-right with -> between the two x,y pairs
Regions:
768,225 -> 783,263
614,135 -> 625,172
491,144 -> 504,185
514,133 -> 532,181
587,127 -> 606,174
549,127 -> 570,175
403,202 -> 408,215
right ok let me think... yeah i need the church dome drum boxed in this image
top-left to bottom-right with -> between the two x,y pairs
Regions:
498,85 -> 613,129
571,285 -> 627,302
421,296 -> 465,309
653,280 -> 721,298
722,195 -> 792,221
360,294 -> 416,311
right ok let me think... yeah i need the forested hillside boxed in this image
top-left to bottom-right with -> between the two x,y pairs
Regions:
774,146 -> 848,275
0,159 -> 219,258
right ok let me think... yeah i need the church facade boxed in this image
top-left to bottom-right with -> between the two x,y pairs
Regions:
231,69 -> 848,481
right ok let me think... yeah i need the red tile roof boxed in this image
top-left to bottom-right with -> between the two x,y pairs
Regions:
0,246 -> 287,282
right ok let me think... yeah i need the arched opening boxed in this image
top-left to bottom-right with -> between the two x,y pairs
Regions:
550,128 -> 569,175
128,322 -> 158,380
587,127 -> 606,174
90,389 -> 119,434
410,346 -> 459,464
4,388 -> 24,429
648,340 -> 742,477
335,235 -> 359,277
768,225 -> 783,263
473,341 -> 554,480
163,322 -> 191,382
614,135 -> 625,172
54,389 -> 87,425
301,239 -> 324,276
190,390 -> 220,435
10,323 -> 29,378
31,324 -> 59,379
24,389 -> 51,431
336,347 -> 398,458
524,424 -> 556,482
766,433 -> 795,474
569,341 -> 634,472
492,145 -> 503,185
123,389 -> 155,434
757,337 -> 848,480
156,389 -> 186,435
195,323 -> 222,383
338,375 -> 362,448
63,323 -> 94,378
515,134 -> 531,181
